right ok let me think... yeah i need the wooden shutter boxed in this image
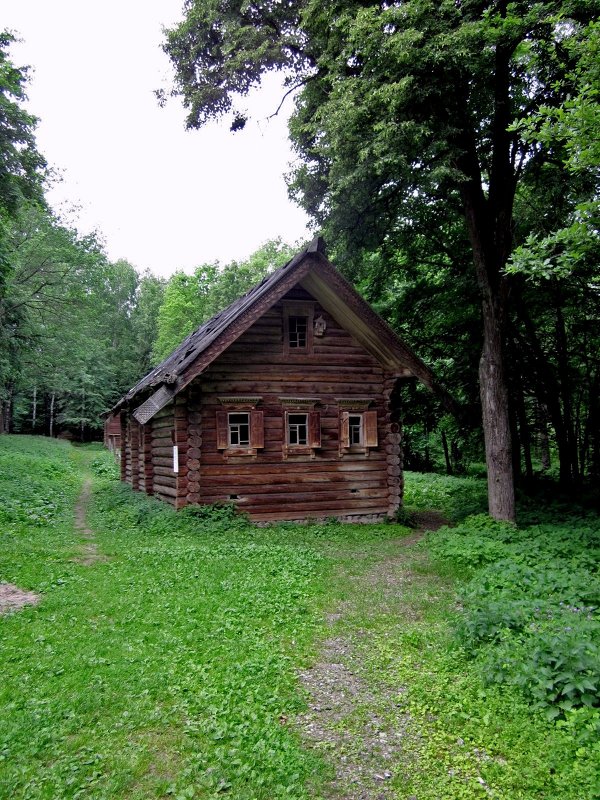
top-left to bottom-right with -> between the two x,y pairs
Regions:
216,410 -> 228,449
364,410 -> 378,447
340,412 -> 350,448
308,411 -> 321,448
250,410 -> 264,448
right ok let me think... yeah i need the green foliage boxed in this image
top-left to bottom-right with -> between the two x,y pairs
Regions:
1,205 -> 166,437
0,32 -> 46,215
153,239 -> 294,363
90,454 -> 119,479
403,470 -> 488,521
0,435 -> 78,527
426,512 -> 600,722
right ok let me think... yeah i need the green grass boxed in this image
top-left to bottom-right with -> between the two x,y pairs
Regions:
403,469 -> 489,521
1,436 -> 598,799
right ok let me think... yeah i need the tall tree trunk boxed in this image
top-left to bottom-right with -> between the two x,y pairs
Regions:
455,29 -> 517,522
554,297 -> 578,484
32,386 -> 37,431
441,430 -> 453,475
5,382 -> 14,433
479,297 -> 515,519
538,403 -> 551,471
458,143 -> 516,520
49,392 -> 55,438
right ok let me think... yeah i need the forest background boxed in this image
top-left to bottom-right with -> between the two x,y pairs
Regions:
0,3 -> 598,518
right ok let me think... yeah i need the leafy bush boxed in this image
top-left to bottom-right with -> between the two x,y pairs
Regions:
90,455 -> 119,479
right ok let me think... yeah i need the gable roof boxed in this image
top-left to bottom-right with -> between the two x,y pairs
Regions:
114,238 -> 440,422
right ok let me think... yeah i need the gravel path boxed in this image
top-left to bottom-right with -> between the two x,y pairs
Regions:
73,477 -> 107,565
296,512 -> 447,799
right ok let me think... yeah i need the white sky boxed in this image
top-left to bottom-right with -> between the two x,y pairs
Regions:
5,1 -> 312,277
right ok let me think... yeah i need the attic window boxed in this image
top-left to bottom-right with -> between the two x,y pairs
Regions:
283,302 -> 314,355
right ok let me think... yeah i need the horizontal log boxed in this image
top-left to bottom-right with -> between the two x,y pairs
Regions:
201,488 -> 389,506
249,508 -> 388,522
204,359 -> 384,376
152,446 -> 175,457
154,481 -> 177,497
200,384 -> 384,399
153,408 -> 174,421
200,460 -> 387,475
153,457 -> 176,468
200,474 -> 386,489
151,436 -> 173,448
187,492 -> 201,503
231,496 -> 389,514
153,466 -> 176,477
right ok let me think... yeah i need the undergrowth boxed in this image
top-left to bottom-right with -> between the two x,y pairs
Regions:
424,510 -> 600,788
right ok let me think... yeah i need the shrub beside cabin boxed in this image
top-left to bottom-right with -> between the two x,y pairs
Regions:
112,240 -> 435,522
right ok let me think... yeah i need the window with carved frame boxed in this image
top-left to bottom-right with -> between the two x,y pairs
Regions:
216,397 -> 264,456
338,400 -> 378,454
280,398 -> 321,458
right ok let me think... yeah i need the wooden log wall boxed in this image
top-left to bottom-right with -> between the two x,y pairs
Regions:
150,405 -> 177,505
130,419 -> 140,492
198,287 -> 402,522
186,383 -> 202,506
174,396 -> 189,509
119,412 -> 127,482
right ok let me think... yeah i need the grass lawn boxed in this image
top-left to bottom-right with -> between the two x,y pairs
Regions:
0,436 -> 598,799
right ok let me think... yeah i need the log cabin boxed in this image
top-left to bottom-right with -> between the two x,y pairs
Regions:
112,239 -> 437,523
103,413 -> 121,454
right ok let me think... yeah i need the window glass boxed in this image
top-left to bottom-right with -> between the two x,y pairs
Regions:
288,316 -> 308,348
287,413 -> 308,445
349,414 -> 362,445
228,413 -> 250,446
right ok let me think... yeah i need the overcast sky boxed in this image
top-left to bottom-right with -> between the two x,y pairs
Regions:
6,1 -> 312,277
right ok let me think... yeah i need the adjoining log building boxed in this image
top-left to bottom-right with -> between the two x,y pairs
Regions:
112,239 -> 436,523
